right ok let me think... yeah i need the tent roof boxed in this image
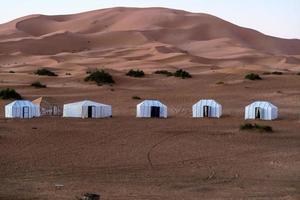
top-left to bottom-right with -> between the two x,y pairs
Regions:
246,101 -> 277,109
64,100 -> 110,107
6,100 -> 37,107
32,96 -> 59,105
194,99 -> 221,106
137,100 -> 167,107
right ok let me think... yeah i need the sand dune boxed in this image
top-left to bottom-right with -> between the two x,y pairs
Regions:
0,7 -> 299,73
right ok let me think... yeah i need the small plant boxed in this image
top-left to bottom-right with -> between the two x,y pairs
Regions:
65,72 -> 71,76
132,96 -> 141,100
31,81 -> 47,88
240,123 -> 255,130
78,193 -> 100,200
9,70 -> 15,73
154,70 -> 173,76
245,73 -> 262,80
85,70 -> 115,85
173,69 -> 192,79
126,69 -> 145,78
264,71 -> 283,75
35,68 -> 58,76
263,72 -> 271,75
154,69 -> 192,79
240,123 -> 273,133
0,88 -> 22,100
297,72 -> 300,76
258,124 -> 273,132
216,81 -> 224,85
271,71 -> 283,75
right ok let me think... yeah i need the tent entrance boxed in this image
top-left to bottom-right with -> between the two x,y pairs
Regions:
52,106 -> 59,115
23,106 -> 29,118
255,107 -> 262,119
88,106 -> 95,118
203,106 -> 210,117
151,106 -> 160,118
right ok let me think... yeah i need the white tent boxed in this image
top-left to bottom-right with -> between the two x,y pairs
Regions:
32,97 -> 62,116
5,100 -> 40,119
192,99 -> 222,118
245,101 -> 278,120
63,100 -> 112,118
136,100 -> 167,118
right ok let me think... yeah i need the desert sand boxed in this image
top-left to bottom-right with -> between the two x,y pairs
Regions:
0,7 -> 299,200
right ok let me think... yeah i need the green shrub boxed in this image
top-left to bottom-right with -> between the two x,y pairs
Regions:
271,71 -> 283,75
263,72 -> 271,75
256,124 -> 273,132
240,123 -> 273,133
154,70 -> 173,76
240,123 -> 255,130
35,68 -> 57,76
126,69 -> 145,78
264,71 -> 283,75
0,88 -> 22,100
31,81 -> 47,88
154,69 -> 192,79
173,69 -> 192,79
132,96 -> 141,100
84,70 -> 115,85
245,73 -> 262,80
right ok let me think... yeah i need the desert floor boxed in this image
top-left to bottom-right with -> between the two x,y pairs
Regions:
0,69 -> 300,200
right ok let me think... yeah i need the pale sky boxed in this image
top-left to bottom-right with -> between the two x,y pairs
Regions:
1,0 -> 299,39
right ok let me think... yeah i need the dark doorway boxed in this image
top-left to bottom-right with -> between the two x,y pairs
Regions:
23,106 -> 29,118
88,106 -> 95,118
52,106 -> 58,116
255,107 -> 261,119
151,106 -> 160,118
203,106 -> 210,117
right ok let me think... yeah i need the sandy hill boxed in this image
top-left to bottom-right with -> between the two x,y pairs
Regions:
0,7 -> 299,74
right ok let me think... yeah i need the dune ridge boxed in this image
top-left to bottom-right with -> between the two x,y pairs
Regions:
0,7 -> 299,73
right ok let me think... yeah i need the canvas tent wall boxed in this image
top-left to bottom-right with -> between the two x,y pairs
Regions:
63,100 -> 112,118
5,100 -> 40,119
136,100 -> 167,118
193,99 -> 222,118
32,97 -> 62,116
245,101 -> 278,120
